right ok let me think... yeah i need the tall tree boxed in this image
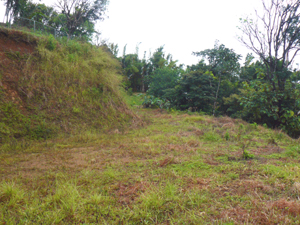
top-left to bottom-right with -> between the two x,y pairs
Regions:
55,0 -> 108,38
3,0 -> 27,22
239,0 -> 300,77
122,54 -> 143,92
19,2 -> 56,24
238,0 -> 300,137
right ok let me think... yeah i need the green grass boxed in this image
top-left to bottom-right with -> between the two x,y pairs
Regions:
1,103 -> 300,224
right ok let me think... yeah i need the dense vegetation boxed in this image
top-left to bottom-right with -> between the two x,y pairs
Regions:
114,1 -> 300,138
117,42 -> 300,138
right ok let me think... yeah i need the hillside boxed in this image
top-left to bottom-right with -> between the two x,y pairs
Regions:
0,28 -> 137,145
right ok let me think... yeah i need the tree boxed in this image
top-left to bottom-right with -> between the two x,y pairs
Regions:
173,62 -> 216,112
193,41 -> 241,115
147,67 -> 180,99
3,0 -> 27,22
122,54 -> 143,92
239,0 -> 300,77
19,2 -> 56,24
55,0 -> 108,38
239,0 -> 300,137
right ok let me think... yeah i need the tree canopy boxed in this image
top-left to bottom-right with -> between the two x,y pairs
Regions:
55,0 -> 108,38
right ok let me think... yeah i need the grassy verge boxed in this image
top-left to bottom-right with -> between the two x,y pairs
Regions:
1,99 -> 300,224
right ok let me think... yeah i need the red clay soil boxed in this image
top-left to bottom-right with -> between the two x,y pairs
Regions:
0,28 -> 36,107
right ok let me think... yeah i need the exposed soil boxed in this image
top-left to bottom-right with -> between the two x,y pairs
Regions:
0,28 -> 37,106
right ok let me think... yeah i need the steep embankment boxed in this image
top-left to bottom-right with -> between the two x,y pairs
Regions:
0,28 -> 137,144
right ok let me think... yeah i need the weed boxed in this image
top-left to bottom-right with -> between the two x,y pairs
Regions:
142,94 -> 170,110
0,182 -> 24,206
243,150 -> 254,160
184,116 -> 205,123
285,146 -> 300,158
203,131 -> 221,142
241,141 -> 254,159
224,131 -> 230,141
46,34 -> 56,51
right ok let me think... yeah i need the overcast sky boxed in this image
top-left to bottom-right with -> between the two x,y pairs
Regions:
1,0 -> 263,65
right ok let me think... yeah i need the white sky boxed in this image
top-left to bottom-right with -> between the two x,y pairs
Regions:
1,0 -> 263,66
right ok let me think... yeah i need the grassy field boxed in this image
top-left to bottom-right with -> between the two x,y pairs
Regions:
1,94 -> 300,224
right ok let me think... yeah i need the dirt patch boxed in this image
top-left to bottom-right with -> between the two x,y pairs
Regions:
251,146 -> 285,155
219,204 -> 288,224
163,144 -> 192,152
228,145 -> 285,161
203,155 -> 220,165
184,178 -> 211,191
272,198 -> 300,217
0,147 -> 109,179
0,29 -> 36,54
158,157 -> 177,167
213,177 -> 279,199
216,116 -> 235,124
116,181 -> 149,205
0,28 -> 37,108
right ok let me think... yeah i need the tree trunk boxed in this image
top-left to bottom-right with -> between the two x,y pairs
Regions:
213,76 -> 221,116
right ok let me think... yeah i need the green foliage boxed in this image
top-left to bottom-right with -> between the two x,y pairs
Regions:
238,1 -> 300,138
223,94 -> 243,118
169,65 -> 215,112
285,146 -> 300,158
224,131 -> 230,141
147,67 -> 180,99
243,150 -> 254,160
193,41 -> 241,115
0,102 -> 27,142
142,95 -> 170,110
148,42 -> 241,115
203,131 -> 221,142
122,53 -> 144,92
4,0 -> 108,39
120,46 -> 182,93
46,34 -> 56,50
240,63 -> 300,137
